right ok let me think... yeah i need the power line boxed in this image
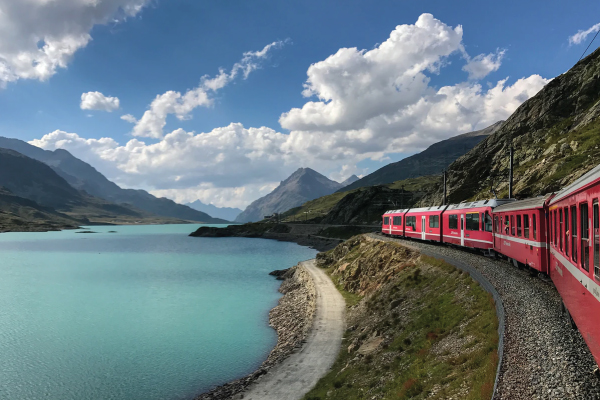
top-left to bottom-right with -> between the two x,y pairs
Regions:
579,29 -> 600,62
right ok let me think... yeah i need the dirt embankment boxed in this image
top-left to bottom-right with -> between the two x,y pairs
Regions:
305,235 -> 500,400
195,263 -> 317,400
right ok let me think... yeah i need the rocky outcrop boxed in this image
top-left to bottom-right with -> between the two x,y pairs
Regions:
420,47 -> 600,205
195,263 -> 316,400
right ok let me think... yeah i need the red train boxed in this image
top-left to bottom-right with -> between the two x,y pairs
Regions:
382,165 -> 600,370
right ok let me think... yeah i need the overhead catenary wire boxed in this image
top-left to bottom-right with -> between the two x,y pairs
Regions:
579,28 -> 600,62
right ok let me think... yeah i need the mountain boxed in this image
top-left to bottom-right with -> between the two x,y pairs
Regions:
0,137 -> 226,223
341,175 -> 360,187
339,121 -> 504,192
418,47 -> 600,205
185,200 -> 241,222
0,187 -> 80,232
234,168 -> 344,223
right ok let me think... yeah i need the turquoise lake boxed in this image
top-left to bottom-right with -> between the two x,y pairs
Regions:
0,224 -> 317,400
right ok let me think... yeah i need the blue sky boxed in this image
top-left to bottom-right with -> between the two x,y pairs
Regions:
1,0 -> 599,207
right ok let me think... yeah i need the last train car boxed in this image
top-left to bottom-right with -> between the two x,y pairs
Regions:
403,205 -> 448,242
547,164 -> 600,367
442,199 -> 513,251
492,194 -> 552,273
382,209 -> 409,237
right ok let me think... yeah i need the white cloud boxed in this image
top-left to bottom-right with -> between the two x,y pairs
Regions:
462,49 -> 505,79
131,40 -> 287,139
30,14 -> 548,208
569,22 -> 600,45
121,114 -> 138,123
81,91 -> 120,112
0,0 -> 150,86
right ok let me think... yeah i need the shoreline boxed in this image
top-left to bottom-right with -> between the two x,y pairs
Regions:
195,262 -> 318,400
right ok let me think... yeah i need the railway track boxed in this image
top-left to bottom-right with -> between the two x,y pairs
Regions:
369,233 -> 600,400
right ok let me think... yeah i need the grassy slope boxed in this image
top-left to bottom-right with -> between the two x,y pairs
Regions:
281,175 -> 440,223
305,237 -> 498,400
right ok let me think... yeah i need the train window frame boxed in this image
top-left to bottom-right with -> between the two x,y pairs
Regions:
517,215 -> 522,237
523,214 -> 529,238
393,216 -> 402,226
559,209 -> 563,252
572,205 -> 578,264
565,207 -> 569,257
429,215 -> 439,228
533,214 -> 537,240
406,216 -> 416,230
593,200 -> 599,281
581,203 -> 590,272
494,216 -> 499,233
511,215 -> 515,236
504,215 -> 509,235
465,212 -> 480,231
384,217 -> 389,225
485,211 -> 493,232
448,214 -> 458,230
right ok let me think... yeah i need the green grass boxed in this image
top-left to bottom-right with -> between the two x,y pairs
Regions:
304,252 -> 498,400
316,226 -> 375,239
386,175 -> 441,193
281,190 -> 358,222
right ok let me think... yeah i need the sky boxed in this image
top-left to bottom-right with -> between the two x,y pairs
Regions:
1,0 -> 599,209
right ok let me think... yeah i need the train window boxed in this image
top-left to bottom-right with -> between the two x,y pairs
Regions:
393,216 -> 402,226
572,206 -> 578,264
559,209 -> 563,252
511,215 -> 515,236
554,210 -> 558,246
594,201 -> 599,280
523,214 -> 529,238
448,214 -> 458,230
504,216 -> 509,235
384,217 -> 389,225
494,216 -> 499,233
565,208 -> 569,257
429,215 -> 439,228
581,203 -> 590,272
517,215 -> 522,237
406,216 -> 416,230
533,214 -> 537,240
485,212 -> 493,232
466,213 -> 480,231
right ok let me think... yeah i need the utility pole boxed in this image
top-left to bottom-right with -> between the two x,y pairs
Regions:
509,145 -> 514,199
443,170 -> 447,206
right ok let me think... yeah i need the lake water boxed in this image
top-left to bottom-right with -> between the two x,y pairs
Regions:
0,224 -> 317,400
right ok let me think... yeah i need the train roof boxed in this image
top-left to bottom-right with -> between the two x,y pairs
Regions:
446,198 -> 513,210
493,194 -> 553,212
383,209 -> 410,215
550,163 -> 600,205
405,205 -> 448,213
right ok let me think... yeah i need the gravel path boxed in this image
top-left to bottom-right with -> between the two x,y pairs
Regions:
242,259 -> 346,400
369,233 -> 600,400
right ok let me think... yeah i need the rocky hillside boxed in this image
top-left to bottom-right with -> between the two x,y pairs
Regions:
235,168 -> 344,223
304,235 -> 498,399
421,47 -> 600,205
0,137 -> 225,223
341,122 -> 503,193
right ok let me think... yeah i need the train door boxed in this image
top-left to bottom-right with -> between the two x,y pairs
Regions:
421,216 -> 426,240
494,215 -> 500,249
460,214 -> 465,246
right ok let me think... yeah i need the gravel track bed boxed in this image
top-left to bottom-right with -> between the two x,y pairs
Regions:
369,233 -> 600,400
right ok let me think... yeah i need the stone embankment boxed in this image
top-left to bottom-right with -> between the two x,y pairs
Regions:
195,263 -> 316,400
370,233 -> 600,400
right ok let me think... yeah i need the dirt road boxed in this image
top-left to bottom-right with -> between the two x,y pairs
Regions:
243,259 -> 346,400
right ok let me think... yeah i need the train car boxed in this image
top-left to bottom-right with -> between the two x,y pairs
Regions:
381,209 -> 409,237
403,205 -> 448,242
442,199 -> 512,251
547,165 -> 600,367
492,194 -> 553,273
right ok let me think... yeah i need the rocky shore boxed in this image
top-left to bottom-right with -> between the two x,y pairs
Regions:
190,223 -> 349,252
195,263 -> 317,400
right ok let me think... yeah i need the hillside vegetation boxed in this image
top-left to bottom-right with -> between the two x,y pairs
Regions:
304,236 -> 498,400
